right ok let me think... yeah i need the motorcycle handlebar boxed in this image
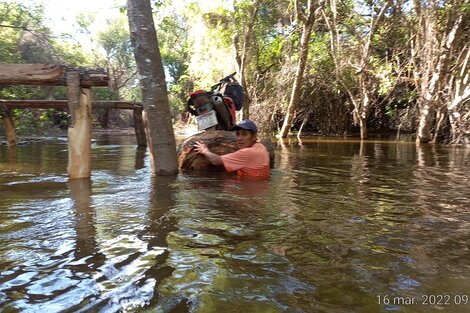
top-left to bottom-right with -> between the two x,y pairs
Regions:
210,72 -> 238,91
221,72 -> 237,82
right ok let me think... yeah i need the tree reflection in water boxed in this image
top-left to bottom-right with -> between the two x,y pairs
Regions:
69,179 -> 106,271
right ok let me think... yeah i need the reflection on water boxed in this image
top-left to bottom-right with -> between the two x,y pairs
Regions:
1,136 -> 470,312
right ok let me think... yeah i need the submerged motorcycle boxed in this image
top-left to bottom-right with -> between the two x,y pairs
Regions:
186,73 -> 244,131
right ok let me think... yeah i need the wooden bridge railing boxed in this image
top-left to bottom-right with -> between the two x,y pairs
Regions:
0,64 -> 147,179
0,99 -> 147,148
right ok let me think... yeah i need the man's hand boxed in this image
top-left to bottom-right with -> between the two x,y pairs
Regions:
193,140 -> 223,166
194,141 -> 210,155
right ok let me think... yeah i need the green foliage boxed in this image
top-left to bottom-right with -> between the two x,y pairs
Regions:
0,2 -> 46,63
307,34 -> 333,74
156,13 -> 190,84
376,60 -> 394,96
120,86 -> 142,103
168,92 -> 185,118
385,103 -> 397,117
53,41 -> 93,66
0,86 -> 48,100
0,1 -> 95,134
10,108 -> 64,135
92,88 -> 116,101
97,16 -> 132,65
258,36 -> 285,71
0,0 -> 467,139
95,15 -> 137,102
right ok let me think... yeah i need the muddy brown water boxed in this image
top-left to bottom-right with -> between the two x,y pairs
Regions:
1,135 -> 469,312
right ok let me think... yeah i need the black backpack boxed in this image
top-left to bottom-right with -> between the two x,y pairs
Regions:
212,73 -> 245,111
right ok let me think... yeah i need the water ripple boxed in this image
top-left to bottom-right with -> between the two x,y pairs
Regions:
1,138 -> 470,312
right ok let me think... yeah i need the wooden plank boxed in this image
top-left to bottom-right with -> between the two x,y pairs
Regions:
0,64 -> 108,87
0,100 -> 143,110
0,64 -> 63,85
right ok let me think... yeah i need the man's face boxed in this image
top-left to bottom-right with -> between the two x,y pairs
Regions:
236,129 -> 257,149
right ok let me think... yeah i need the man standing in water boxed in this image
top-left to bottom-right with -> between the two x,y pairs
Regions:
194,119 -> 270,179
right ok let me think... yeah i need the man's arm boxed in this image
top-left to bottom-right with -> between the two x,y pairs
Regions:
194,141 -> 223,166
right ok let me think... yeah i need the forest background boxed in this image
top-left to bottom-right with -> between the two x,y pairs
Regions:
0,0 -> 469,144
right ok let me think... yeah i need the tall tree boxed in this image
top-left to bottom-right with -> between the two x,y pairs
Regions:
98,16 -> 136,97
233,0 -> 261,119
0,2 -> 47,63
280,0 -> 323,138
411,0 -> 469,143
322,0 -> 393,139
96,16 -> 137,127
126,0 -> 177,175
446,41 -> 470,144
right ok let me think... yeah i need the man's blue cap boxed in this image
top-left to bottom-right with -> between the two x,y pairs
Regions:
233,119 -> 258,133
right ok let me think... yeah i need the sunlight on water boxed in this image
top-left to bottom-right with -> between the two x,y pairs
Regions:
1,136 -> 470,312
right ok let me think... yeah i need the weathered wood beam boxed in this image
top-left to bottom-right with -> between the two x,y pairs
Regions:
0,100 -> 143,110
62,68 -> 108,87
0,64 -> 63,85
0,64 -> 108,87
67,73 -> 92,179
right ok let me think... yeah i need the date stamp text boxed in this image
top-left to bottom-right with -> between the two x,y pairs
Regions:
377,294 -> 469,306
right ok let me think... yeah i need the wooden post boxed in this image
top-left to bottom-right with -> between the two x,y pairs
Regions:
133,108 -> 147,147
1,104 -> 17,146
67,72 -> 92,179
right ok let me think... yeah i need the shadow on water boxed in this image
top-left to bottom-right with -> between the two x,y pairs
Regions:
1,136 -> 470,312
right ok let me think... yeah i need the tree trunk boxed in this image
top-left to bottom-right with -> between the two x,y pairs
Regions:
359,117 -> 368,140
416,101 -> 435,143
412,0 -> 466,143
322,0 -> 392,140
448,110 -> 462,144
445,29 -> 470,144
126,0 -> 177,175
235,1 -> 260,120
432,108 -> 446,143
280,0 -> 318,138
358,90 -> 371,140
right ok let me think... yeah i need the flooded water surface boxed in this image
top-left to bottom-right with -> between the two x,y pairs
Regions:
1,135 -> 469,312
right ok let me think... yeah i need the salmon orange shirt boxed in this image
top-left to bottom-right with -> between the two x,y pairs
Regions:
220,142 -> 270,179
